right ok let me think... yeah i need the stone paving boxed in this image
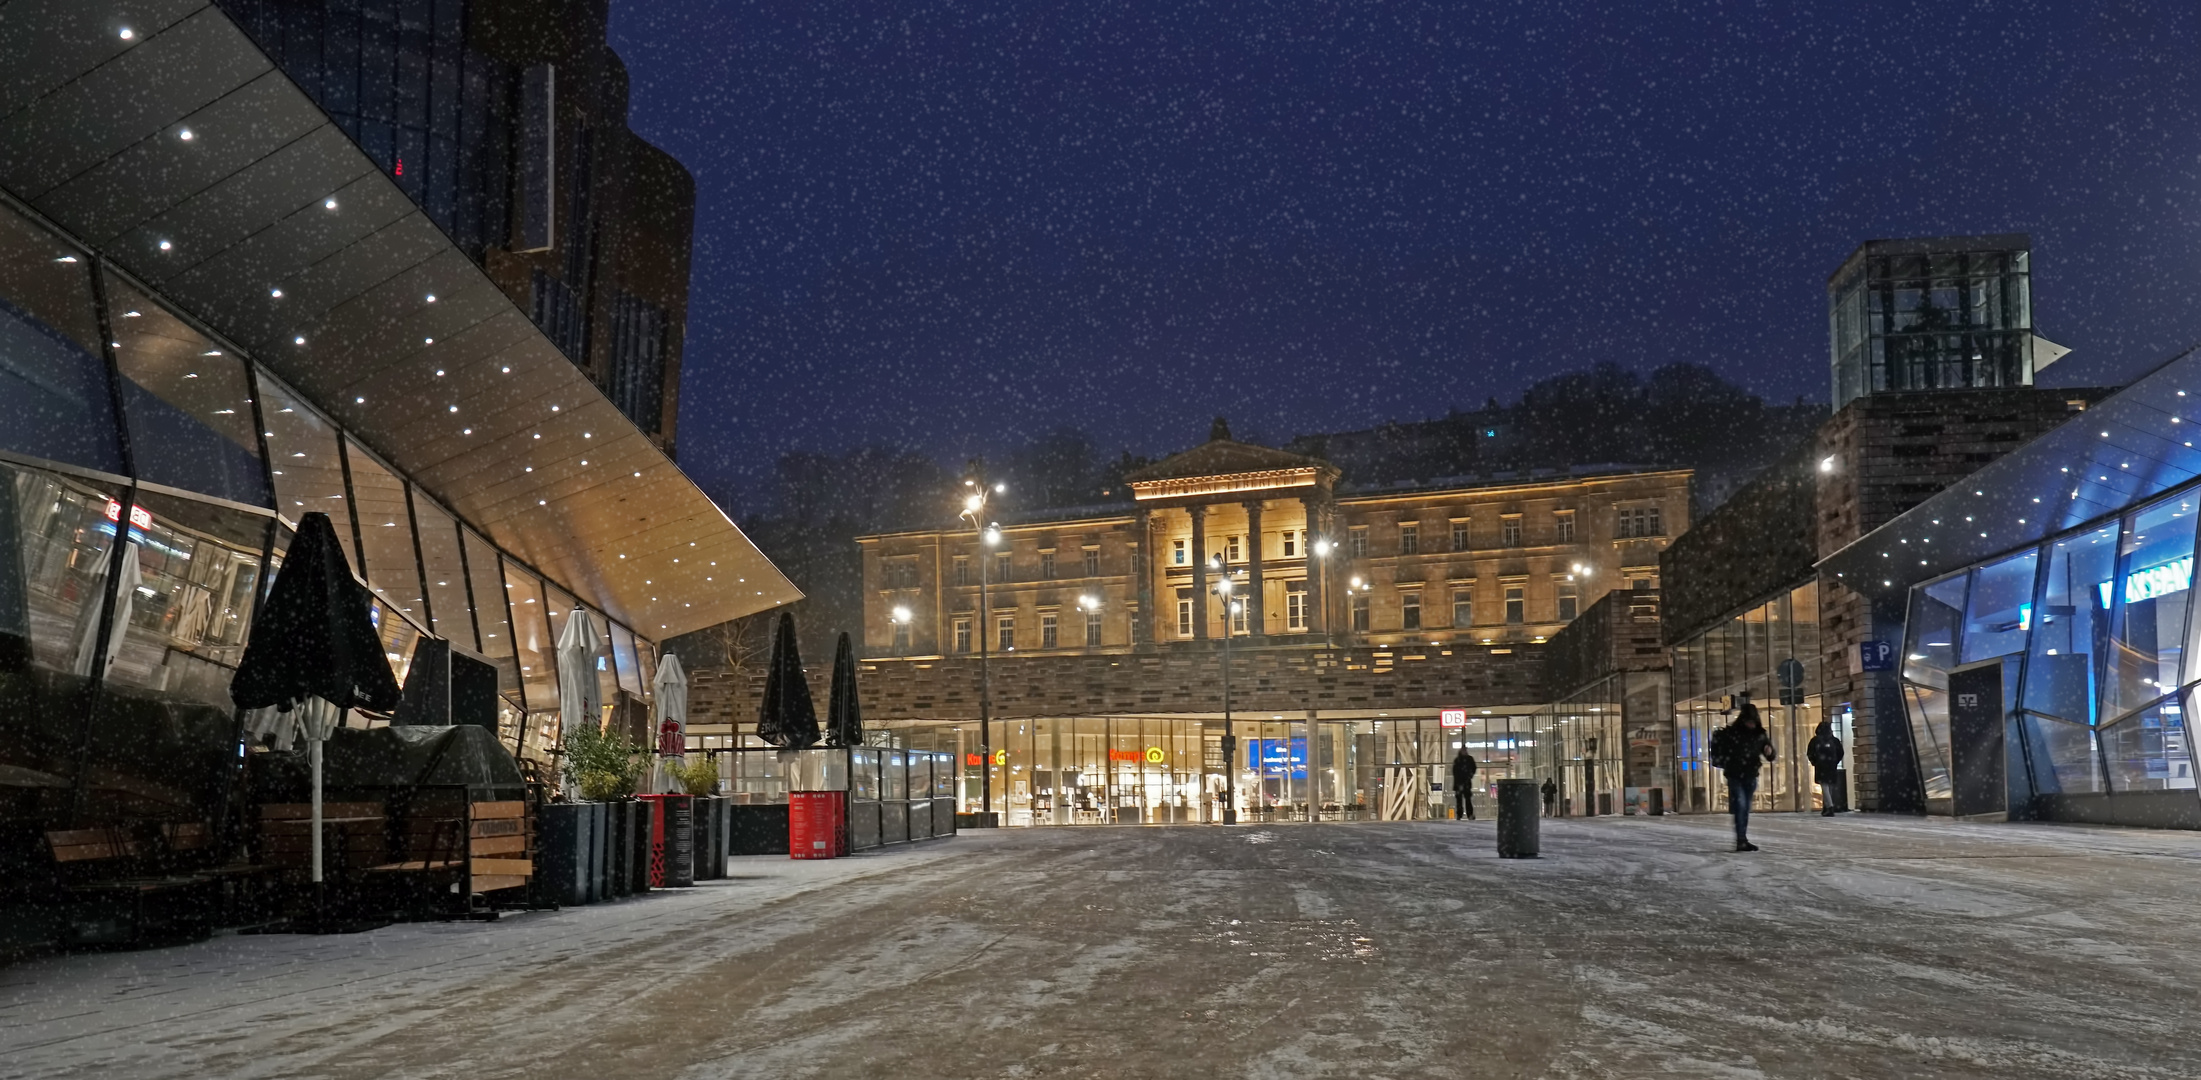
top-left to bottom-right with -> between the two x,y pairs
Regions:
4,813 -> 2200,1079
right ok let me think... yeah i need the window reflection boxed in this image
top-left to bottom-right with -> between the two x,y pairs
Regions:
0,462 -> 123,676
1960,550 -> 2036,663
259,372 -> 355,547
0,204 -> 120,475
2022,527 -> 2116,725
104,491 -> 271,710
106,281 -> 268,506
409,493 -> 475,649
2106,496 -> 2195,719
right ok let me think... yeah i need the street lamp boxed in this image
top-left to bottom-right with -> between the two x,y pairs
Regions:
959,478 -> 1004,818
889,605 -> 912,656
1311,536 -> 1334,644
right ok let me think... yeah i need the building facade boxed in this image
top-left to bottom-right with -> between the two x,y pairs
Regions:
215,0 -> 693,452
857,430 -> 1689,662
0,2 -> 793,871
1828,234 -> 2062,411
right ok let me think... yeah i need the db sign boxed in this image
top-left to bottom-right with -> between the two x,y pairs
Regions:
1439,708 -> 1469,728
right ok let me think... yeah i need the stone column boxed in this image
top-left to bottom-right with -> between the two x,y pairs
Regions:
1133,508 -> 1155,649
1190,504 -> 1210,640
1301,494 -> 1330,643
1244,499 -> 1266,642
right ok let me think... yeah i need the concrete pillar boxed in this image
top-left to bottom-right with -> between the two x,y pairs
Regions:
1244,500 -> 1266,642
1301,494 -> 1330,642
1190,504 -> 1209,640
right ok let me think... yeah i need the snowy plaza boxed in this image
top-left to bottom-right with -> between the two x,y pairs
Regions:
6,816 -> 2198,1079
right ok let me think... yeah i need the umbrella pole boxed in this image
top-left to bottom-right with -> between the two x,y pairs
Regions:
310,729 -> 324,884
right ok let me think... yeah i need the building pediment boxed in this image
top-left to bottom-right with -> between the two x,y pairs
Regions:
1126,439 -> 1338,501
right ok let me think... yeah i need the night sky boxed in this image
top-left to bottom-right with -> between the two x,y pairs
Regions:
606,2 -> 2201,513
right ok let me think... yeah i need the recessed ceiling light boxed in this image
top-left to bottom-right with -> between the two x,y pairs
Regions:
355,396 -> 364,403
178,128 -> 194,141
524,466 -> 532,472
54,255 -> 78,263
539,499 -> 546,505
426,293 -> 437,303
202,349 -> 220,355
157,240 -> 172,251
293,335 -> 305,344
550,405 -> 560,412
500,366 -> 510,373
447,405 -> 458,412
434,369 -> 445,376
461,427 -> 472,435
118,27 -> 134,39
579,459 -> 587,465
122,310 -> 140,318
270,287 -> 283,298
423,337 -> 434,345
582,432 -> 591,439
323,197 -> 337,210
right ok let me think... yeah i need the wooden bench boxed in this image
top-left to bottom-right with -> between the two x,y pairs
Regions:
41,822 -> 227,945
258,803 -> 388,877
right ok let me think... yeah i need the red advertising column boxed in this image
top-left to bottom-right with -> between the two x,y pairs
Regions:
790,791 -> 835,859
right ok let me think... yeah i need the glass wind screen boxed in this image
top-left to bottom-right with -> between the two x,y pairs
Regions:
0,204 -> 121,475
2106,495 -> 2196,720
2021,712 -> 2104,796
409,494 -> 475,649
343,441 -> 425,630
258,372 -> 354,551
587,605 -> 618,709
2099,692 -> 2195,793
106,281 -> 267,506
0,461 -> 124,676
1960,549 -> 2037,663
2024,526 -> 2118,724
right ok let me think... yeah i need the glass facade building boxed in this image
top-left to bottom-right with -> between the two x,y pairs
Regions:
1900,494 -> 2199,812
1669,582 -> 1847,816
0,196 -> 662,791
1828,235 -> 2036,410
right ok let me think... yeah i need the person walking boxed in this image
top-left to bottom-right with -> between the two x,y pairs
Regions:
1807,720 -> 1845,817
1450,747 -> 1479,820
1710,692 -> 1777,851
1540,776 -> 1558,817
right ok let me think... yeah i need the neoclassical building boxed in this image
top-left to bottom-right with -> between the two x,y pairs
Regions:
858,425 -> 1691,659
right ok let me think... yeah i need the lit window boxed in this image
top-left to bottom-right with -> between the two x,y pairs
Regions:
1041,611 -> 1059,649
1226,535 -> 1242,562
1173,538 -> 1189,566
1177,594 -> 1194,637
1286,582 -> 1309,630
997,616 -> 1015,652
1281,530 -> 1298,558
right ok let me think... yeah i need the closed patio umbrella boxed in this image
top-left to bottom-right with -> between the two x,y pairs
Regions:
555,607 -> 605,799
825,632 -> 862,748
755,612 -> 819,753
231,512 -> 400,887
651,651 -> 689,793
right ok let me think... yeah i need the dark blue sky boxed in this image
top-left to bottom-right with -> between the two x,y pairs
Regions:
607,1 -> 2201,512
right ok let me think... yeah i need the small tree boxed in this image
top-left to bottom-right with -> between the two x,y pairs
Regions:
562,724 -> 646,801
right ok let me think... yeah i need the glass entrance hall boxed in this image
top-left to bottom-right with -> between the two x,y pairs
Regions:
872,712 -> 1539,826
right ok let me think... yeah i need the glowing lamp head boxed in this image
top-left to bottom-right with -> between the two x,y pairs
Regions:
890,605 -> 912,624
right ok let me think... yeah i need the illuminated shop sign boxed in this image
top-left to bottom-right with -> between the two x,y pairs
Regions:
2096,556 -> 2193,608
103,499 -> 153,530
1439,708 -> 1469,728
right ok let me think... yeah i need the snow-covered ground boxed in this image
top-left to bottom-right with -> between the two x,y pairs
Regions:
3,813 -> 2198,1078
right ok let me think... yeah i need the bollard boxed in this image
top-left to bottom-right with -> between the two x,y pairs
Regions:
1496,778 -> 1541,858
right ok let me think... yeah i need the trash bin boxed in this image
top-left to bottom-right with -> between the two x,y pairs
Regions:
1647,787 -> 1666,817
1496,778 -> 1540,859
789,791 -> 838,860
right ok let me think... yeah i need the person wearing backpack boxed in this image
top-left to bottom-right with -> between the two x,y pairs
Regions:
1710,692 -> 1777,851
1807,720 -> 1845,816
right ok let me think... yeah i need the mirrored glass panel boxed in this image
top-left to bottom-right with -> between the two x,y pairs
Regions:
1904,574 -> 1966,688
258,372 -> 354,548
1960,549 -> 2036,663
343,441 -> 425,631
611,621 -> 639,695
106,281 -> 267,506
0,461 -> 125,676
104,492 -> 270,709
2106,496 -> 2195,719
409,494 -> 475,649
0,206 -> 121,475
2100,693 -> 2195,792
502,560 -> 556,728
1904,681 -> 1952,801
2021,713 -> 2104,796
2023,526 -> 2118,724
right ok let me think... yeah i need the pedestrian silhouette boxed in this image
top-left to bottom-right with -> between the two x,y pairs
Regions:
1450,747 -> 1479,820
1710,692 -> 1777,851
1540,776 -> 1557,817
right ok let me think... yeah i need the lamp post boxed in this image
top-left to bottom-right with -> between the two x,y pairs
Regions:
960,479 -> 1004,818
1213,556 -> 1245,825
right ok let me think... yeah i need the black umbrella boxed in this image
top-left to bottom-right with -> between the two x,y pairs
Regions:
825,632 -> 862,747
755,611 -> 819,750
233,512 -> 400,714
231,512 -> 399,893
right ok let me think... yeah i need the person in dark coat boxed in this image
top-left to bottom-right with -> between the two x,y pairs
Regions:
1540,776 -> 1558,817
1450,747 -> 1479,820
1710,692 -> 1777,851
1807,720 -> 1845,816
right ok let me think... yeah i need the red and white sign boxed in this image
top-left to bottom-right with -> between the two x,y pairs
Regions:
1439,708 -> 1469,728
104,499 -> 153,530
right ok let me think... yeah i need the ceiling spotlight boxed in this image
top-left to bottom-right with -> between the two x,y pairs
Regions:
271,287 -> 283,298
323,197 -> 337,210
423,337 -> 433,345
425,293 -> 437,303
462,427 -> 472,435
434,369 -> 445,376
355,396 -> 364,403
293,335 -> 305,345
177,128 -> 193,141
157,239 -> 171,251
500,365 -> 510,373
118,27 -> 134,39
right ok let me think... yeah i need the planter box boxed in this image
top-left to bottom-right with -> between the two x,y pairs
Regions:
727,803 -> 790,855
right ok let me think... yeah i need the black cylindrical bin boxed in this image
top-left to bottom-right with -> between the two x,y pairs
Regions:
1496,779 -> 1540,858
